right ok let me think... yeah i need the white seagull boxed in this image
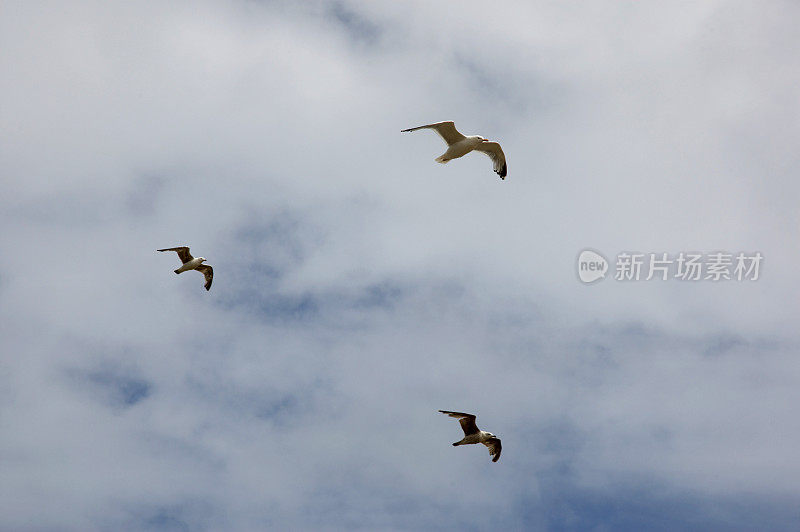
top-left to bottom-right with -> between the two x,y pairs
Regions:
401,121 -> 507,179
157,246 -> 213,291
439,410 -> 502,462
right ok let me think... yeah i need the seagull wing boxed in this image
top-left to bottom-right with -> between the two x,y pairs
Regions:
439,410 -> 479,436
158,246 -> 194,264
484,437 -> 502,462
475,141 -> 507,179
401,121 -> 466,146
195,264 -> 213,291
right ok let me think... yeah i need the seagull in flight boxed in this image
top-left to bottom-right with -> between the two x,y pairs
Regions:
439,410 -> 502,462
157,246 -> 213,291
401,121 -> 507,179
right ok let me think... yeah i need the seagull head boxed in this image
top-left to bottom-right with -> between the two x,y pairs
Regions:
198,257 -> 206,263
480,136 -> 489,142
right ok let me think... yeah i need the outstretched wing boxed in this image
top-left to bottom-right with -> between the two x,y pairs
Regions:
475,141 -> 507,179
158,246 -> 193,264
195,264 -> 213,291
484,437 -> 502,462
439,410 -> 479,436
401,121 -> 466,146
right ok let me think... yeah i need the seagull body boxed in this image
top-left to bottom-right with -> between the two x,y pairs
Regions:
439,410 -> 502,462
401,121 -> 507,179
175,256 -> 205,274
157,246 -> 213,291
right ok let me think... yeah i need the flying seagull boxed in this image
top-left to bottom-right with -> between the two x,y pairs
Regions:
401,121 -> 507,179
157,246 -> 213,291
439,410 -> 502,462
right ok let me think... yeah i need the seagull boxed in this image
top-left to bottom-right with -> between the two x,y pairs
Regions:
157,246 -> 213,291
439,410 -> 502,462
401,121 -> 507,179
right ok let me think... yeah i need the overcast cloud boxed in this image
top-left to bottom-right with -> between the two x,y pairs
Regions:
2,1 -> 800,530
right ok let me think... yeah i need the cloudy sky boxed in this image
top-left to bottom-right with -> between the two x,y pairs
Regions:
2,1 -> 800,530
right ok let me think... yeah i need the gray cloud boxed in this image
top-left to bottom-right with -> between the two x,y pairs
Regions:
1,0 -> 799,530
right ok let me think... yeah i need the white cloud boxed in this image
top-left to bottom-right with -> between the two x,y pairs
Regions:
2,0 -> 799,529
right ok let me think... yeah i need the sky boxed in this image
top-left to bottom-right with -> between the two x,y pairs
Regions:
1,1 -> 800,530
